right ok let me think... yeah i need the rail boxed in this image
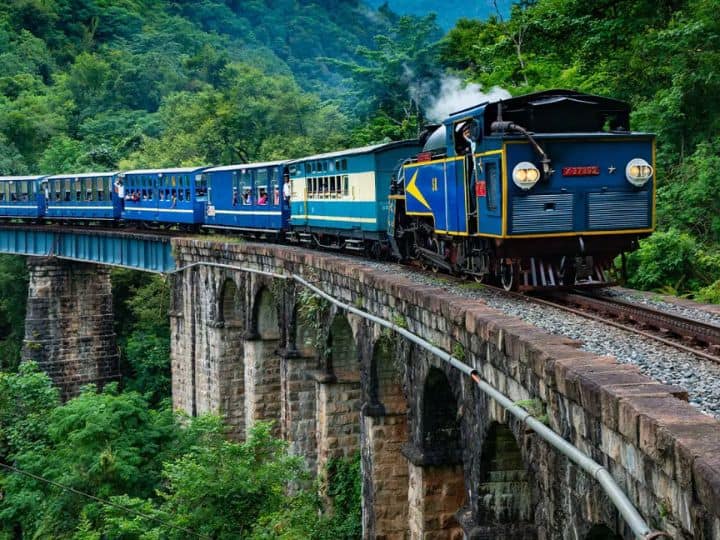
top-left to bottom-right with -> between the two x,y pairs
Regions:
168,260 -> 667,539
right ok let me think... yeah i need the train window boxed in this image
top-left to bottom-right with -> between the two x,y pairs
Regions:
486,162 -> 499,211
54,180 -> 61,201
305,163 -> 311,174
343,175 -> 349,196
256,168 -> 268,189
270,170 -> 279,206
85,178 -> 93,201
341,159 -> 347,171
335,160 -> 340,171
195,174 -> 207,198
19,181 -> 28,202
170,175 -> 176,187
74,179 -> 81,201
329,176 -> 335,197
64,179 -> 71,202
97,178 -> 104,201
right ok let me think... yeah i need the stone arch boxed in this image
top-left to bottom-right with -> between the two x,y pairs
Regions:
369,335 -> 405,414
328,313 -> 358,378
293,303 -> 317,358
219,277 -> 241,323
585,524 -> 622,539
253,287 -> 279,340
361,334 -> 410,538
476,422 -> 534,534
422,367 -> 461,459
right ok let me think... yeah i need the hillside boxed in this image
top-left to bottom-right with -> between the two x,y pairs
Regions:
0,0 -> 414,173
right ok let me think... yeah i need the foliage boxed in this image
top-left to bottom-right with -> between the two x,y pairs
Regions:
338,14 -> 444,144
0,0 -> 438,174
296,287 -> 331,358
0,255 -> 28,371
111,269 -> 171,404
0,361 -> 59,459
623,229 -> 720,295
0,367 -> 180,538
321,453 -> 362,540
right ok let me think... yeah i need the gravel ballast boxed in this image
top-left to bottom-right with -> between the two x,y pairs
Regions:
355,260 -> 720,418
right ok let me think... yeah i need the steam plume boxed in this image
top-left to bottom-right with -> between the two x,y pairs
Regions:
424,76 -> 511,122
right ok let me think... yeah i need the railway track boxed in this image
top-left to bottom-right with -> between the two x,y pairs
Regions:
528,289 -> 720,363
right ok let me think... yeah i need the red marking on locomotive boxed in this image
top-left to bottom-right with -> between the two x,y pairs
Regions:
562,166 -> 600,176
475,181 -> 486,197
416,152 -> 433,162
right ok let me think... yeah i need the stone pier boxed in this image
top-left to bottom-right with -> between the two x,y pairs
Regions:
22,257 -> 119,399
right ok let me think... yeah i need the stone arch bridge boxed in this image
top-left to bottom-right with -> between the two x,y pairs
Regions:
19,233 -> 720,539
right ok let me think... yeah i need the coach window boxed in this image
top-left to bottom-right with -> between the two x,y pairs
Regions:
341,159 -> 347,171
241,170 -> 252,205
343,175 -> 349,196
74,178 -> 81,201
85,178 -> 93,201
63,179 -> 71,202
335,160 -> 340,171
270,168 -> 279,205
0,183 -> 5,202
195,173 -> 207,198
97,178 -> 104,201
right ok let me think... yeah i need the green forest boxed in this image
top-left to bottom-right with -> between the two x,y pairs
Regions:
1,0 -> 719,537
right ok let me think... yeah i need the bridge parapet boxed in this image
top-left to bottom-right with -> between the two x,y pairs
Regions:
170,237 -> 720,539
0,225 -> 174,273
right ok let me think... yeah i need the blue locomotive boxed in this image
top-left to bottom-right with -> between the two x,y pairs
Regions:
392,90 -> 654,289
0,90 -> 654,290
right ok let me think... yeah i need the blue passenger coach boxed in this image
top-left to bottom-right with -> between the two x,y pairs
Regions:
0,176 -> 46,219
44,172 -> 121,221
204,161 -> 289,233
120,167 -> 208,226
287,140 -> 420,251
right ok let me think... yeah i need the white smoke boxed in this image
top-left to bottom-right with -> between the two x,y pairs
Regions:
424,76 -> 511,122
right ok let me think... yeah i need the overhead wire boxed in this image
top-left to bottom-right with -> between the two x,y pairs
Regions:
0,460 -> 210,539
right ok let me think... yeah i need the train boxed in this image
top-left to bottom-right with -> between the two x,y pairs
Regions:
0,90 -> 655,290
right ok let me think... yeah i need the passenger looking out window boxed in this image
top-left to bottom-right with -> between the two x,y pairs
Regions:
258,188 -> 268,205
232,188 -> 239,206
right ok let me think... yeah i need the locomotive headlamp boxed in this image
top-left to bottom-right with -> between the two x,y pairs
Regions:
625,158 -> 653,187
512,162 -> 541,190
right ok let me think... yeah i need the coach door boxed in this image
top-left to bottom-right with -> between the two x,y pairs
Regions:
478,155 -> 503,235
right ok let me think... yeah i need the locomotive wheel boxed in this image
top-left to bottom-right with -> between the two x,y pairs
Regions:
500,261 -> 517,291
429,238 -> 441,273
558,256 -> 577,286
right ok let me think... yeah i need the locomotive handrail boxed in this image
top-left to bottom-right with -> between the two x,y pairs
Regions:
169,260 -> 665,540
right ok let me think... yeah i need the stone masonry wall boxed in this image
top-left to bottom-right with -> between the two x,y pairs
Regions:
22,257 -> 119,399
171,239 -> 720,539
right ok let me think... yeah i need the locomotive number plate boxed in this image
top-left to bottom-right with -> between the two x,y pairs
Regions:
562,166 -> 600,176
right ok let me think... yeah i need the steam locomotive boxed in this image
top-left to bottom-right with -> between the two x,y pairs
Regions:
0,90 -> 655,290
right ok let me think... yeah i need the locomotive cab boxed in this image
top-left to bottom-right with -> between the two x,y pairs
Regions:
397,89 -> 655,289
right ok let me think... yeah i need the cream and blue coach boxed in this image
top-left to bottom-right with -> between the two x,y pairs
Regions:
287,140 -> 420,252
